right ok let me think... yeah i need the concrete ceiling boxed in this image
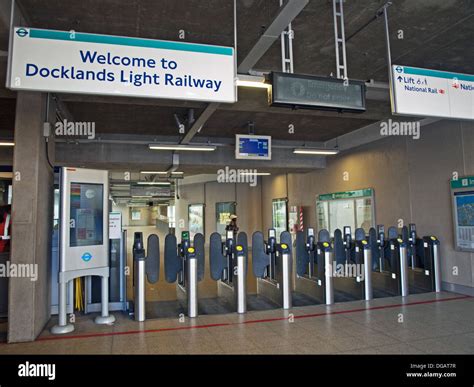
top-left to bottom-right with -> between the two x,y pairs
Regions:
0,0 -> 472,159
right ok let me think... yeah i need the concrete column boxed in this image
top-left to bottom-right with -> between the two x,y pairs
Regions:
8,92 -> 55,343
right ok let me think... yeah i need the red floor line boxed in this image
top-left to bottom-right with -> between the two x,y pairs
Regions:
29,294 -> 471,343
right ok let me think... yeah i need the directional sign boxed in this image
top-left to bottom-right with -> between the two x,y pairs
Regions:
391,65 -> 473,120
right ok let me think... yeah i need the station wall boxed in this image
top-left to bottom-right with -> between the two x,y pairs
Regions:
260,119 -> 474,294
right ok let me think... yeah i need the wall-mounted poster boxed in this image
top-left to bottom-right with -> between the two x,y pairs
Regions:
451,177 -> 474,252
216,202 -> 236,237
188,204 -> 205,239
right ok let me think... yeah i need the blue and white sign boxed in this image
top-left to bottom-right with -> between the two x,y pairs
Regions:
8,28 -> 236,103
391,65 -> 473,120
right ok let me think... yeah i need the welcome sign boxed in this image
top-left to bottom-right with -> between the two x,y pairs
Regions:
7,28 -> 236,103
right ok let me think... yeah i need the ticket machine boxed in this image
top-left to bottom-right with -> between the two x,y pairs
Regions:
52,167 -> 115,334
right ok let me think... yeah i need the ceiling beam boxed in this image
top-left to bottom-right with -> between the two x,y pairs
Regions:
324,117 -> 441,151
180,102 -> 219,144
237,0 -> 309,74
179,0 -> 310,145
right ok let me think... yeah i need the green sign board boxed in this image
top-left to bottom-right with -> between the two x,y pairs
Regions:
451,176 -> 474,189
318,188 -> 373,201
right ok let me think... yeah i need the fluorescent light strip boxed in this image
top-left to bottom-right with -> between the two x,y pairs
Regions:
136,182 -> 171,185
293,148 -> 339,155
0,142 -> 14,147
140,171 -> 184,175
238,172 -> 271,176
149,144 -> 216,152
235,80 -> 271,89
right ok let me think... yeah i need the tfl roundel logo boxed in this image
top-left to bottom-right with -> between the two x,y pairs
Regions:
16,28 -> 28,38
81,252 -> 92,262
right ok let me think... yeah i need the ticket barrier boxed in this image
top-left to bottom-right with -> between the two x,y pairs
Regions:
132,232 -> 160,322
295,228 -> 334,305
164,231 -> 204,318
332,227 -> 366,301
252,229 -> 293,309
401,224 -> 442,293
295,228 -> 332,304
209,230 -> 248,314
367,226 -> 401,297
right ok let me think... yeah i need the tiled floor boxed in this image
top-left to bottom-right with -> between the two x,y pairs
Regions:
0,291 -> 473,354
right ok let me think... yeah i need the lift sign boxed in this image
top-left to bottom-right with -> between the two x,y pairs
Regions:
391,65 -> 474,120
7,28 -> 236,103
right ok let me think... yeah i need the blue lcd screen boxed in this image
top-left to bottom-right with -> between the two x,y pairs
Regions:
239,137 -> 269,158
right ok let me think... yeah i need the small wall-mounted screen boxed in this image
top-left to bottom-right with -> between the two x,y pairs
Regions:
235,134 -> 271,160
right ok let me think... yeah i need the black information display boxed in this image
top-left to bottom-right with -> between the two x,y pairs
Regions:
269,72 -> 366,113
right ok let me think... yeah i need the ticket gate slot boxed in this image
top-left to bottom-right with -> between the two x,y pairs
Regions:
210,230 -> 248,314
252,229 -> 293,309
164,231 -> 204,318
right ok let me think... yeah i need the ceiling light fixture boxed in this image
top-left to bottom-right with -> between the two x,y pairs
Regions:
148,144 -> 216,152
237,172 -> 271,176
236,74 -> 271,89
293,148 -> 339,155
0,141 -> 15,146
136,182 -> 171,186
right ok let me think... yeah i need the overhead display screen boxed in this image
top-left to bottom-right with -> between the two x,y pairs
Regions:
270,72 -> 366,112
235,134 -> 271,160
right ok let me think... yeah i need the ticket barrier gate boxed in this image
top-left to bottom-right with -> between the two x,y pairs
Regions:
401,224 -> 442,293
132,232 -> 160,322
296,228 -> 337,305
252,229 -> 292,309
295,228 -> 331,304
332,227 -> 365,301
209,230 -> 248,313
164,231 -> 204,318
367,226 -> 401,297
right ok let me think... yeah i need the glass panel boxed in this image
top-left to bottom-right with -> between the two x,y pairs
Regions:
69,183 -> 103,247
328,199 -> 355,236
356,197 -> 374,233
188,204 -> 204,239
316,201 -> 329,232
272,199 -> 288,240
